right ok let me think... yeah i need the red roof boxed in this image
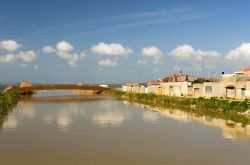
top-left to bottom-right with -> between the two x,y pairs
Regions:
160,73 -> 187,82
237,68 -> 250,74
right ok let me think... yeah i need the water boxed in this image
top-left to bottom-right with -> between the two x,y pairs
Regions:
1,92 -> 250,165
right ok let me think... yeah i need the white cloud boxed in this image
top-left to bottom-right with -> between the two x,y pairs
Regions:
57,52 -> 85,67
226,43 -> 250,61
137,59 -> 147,65
0,50 -> 37,63
56,41 -> 74,53
97,59 -> 117,67
42,46 -> 56,53
142,46 -> 163,65
91,42 -> 133,56
0,40 -> 21,52
17,50 -> 37,62
0,54 -> 16,63
43,41 -> 85,67
170,44 -> 220,60
34,65 -> 39,70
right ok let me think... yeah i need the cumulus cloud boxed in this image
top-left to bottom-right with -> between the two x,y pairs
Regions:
0,54 -> 16,63
0,50 -> 37,63
42,46 -> 56,53
0,40 -> 21,52
57,51 -> 85,67
142,46 -> 163,65
137,59 -> 147,64
42,41 -> 85,67
97,59 -> 117,67
56,41 -> 74,52
0,40 -> 37,63
91,42 -> 133,56
226,43 -> 250,61
170,44 -> 220,61
17,50 -> 37,62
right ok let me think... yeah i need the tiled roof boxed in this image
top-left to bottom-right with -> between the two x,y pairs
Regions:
237,68 -> 250,74
160,73 -> 187,82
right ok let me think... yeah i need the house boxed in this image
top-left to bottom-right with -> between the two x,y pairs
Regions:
160,73 -> 197,97
160,73 -> 198,83
122,83 -> 146,94
122,83 -> 133,92
203,82 -> 223,98
20,80 -> 32,87
161,82 -> 191,97
147,80 -> 161,95
193,83 -> 204,98
220,68 -> 250,99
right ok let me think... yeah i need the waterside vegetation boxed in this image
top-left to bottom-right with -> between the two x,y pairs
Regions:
106,90 -> 250,125
0,90 -> 21,129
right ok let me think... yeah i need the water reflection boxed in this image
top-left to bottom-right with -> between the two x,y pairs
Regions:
3,115 -> 19,129
92,100 -> 131,127
124,101 -> 250,140
1,95 -> 131,131
142,111 -> 160,124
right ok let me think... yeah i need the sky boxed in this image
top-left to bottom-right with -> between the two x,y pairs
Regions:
1,0 -> 250,84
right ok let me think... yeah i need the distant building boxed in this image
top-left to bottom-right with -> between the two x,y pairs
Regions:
221,68 -> 250,99
20,80 -> 32,88
122,82 -> 146,93
160,73 -> 198,83
160,73 -> 197,97
147,80 -> 161,95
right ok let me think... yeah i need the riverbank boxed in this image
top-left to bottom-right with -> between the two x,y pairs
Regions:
0,90 -> 21,129
105,90 -> 250,125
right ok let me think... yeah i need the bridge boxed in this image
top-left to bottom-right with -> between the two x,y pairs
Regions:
15,84 -> 110,92
4,82 -> 110,94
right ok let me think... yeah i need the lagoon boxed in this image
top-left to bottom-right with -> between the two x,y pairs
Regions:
0,92 -> 250,165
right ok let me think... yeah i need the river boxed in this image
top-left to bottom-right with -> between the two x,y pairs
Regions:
1,91 -> 250,165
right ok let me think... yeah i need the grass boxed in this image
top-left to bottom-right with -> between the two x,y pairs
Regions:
105,90 -> 250,125
0,90 -> 21,130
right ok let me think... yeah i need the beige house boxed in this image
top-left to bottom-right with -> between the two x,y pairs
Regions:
122,83 -> 133,92
161,82 -> 191,97
220,70 -> 250,99
148,80 -> 161,95
122,83 -> 146,94
193,83 -> 204,98
203,82 -> 223,98
20,80 -> 32,87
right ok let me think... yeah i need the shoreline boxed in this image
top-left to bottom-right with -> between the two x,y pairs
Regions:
105,90 -> 250,125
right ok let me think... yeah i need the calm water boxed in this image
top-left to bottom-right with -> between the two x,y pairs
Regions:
1,91 -> 250,165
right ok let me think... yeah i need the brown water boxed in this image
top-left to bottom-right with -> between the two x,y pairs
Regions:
1,92 -> 250,165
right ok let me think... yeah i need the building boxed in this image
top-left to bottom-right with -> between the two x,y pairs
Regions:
203,82 -> 223,98
161,81 -> 192,97
20,80 -> 32,87
193,83 -> 204,98
220,68 -> 250,99
160,73 -> 198,83
147,80 -> 161,95
160,73 -> 197,97
122,83 -> 146,94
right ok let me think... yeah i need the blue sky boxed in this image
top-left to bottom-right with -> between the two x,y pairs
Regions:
1,0 -> 250,83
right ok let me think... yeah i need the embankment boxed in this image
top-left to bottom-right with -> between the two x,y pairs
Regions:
106,90 -> 250,125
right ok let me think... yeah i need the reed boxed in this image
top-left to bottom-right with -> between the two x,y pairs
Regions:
0,90 -> 21,129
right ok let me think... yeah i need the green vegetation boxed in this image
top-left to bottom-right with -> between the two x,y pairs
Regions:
0,90 -> 21,129
106,90 -> 250,125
